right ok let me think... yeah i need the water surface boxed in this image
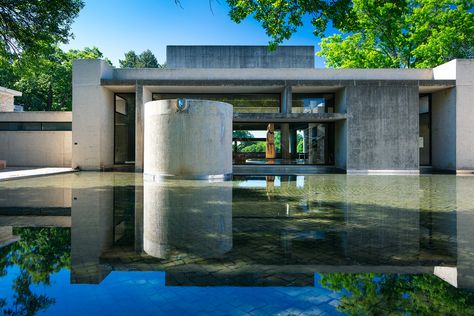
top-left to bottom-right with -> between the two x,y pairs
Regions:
1,173 -> 474,315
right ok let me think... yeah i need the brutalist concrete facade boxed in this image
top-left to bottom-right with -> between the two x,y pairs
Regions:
71,46 -> 474,174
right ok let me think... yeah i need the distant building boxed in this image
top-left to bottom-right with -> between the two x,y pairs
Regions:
0,86 -> 22,112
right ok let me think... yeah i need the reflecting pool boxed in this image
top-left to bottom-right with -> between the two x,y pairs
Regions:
1,173 -> 474,315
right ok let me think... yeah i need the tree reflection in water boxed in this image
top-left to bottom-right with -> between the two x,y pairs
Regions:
319,273 -> 474,315
0,228 -> 70,316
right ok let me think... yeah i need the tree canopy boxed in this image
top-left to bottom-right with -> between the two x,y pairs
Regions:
227,0 -> 474,68
319,272 -> 474,315
119,49 -> 163,68
0,46 -> 109,111
0,0 -> 84,58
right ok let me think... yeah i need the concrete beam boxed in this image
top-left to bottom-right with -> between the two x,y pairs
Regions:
233,113 -> 347,123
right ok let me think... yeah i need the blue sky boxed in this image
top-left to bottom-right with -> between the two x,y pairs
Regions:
62,0 -> 328,67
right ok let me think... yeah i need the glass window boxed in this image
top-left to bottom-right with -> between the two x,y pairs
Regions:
0,122 -> 70,131
292,94 -> 334,114
152,93 -> 281,113
42,122 -> 72,131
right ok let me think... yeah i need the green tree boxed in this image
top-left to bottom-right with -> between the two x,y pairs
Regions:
0,0 -> 84,58
119,49 -> 162,68
119,51 -> 140,68
226,0 -> 474,68
13,46 -> 109,111
227,0 -> 352,49
319,272 -> 474,315
0,227 -> 70,315
319,0 -> 474,68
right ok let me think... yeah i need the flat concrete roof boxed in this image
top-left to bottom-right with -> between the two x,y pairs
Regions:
0,86 -> 22,97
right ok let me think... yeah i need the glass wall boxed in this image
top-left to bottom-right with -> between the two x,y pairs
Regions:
292,94 -> 334,114
419,95 -> 431,166
295,123 -> 335,165
152,93 -> 281,113
114,93 -> 136,165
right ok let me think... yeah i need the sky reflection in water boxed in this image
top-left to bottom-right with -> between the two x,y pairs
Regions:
0,173 -> 474,315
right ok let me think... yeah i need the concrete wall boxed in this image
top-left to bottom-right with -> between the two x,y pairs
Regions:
346,82 -> 419,173
0,93 -> 14,112
0,112 -> 72,167
167,46 -> 315,69
432,88 -> 456,170
454,60 -> 474,171
432,59 -> 474,172
72,59 -> 114,170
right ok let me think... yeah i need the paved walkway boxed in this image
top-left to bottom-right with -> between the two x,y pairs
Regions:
0,167 -> 76,181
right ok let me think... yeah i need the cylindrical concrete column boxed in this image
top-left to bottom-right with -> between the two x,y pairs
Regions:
143,180 -> 232,259
144,99 -> 233,180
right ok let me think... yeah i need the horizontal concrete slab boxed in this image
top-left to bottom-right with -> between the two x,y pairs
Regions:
233,113 -> 347,123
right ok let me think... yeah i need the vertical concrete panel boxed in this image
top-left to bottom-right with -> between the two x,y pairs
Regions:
72,59 -> 114,170
346,83 -> 419,172
135,86 -> 152,172
455,60 -> 474,172
335,88 -> 347,170
432,88 -> 456,171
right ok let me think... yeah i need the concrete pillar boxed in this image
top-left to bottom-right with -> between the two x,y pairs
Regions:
282,85 -> 292,114
290,128 -> 297,159
334,88 -> 348,170
144,99 -> 233,180
280,123 -> 291,160
72,60 -> 114,170
135,86 -> 152,172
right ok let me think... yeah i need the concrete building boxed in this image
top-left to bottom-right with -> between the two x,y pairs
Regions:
0,86 -> 22,112
1,46 -> 473,174
71,46 -> 474,174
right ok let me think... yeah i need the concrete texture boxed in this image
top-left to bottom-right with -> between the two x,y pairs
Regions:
432,88 -> 456,170
167,46 -> 315,69
143,180 -> 232,258
111,67 -> 434,82
0,132 -> 72,167
0,86 -> 21,112
72,59 -> 114,170
454,60 -> 474,172
0,111 -> 72,167
143,99 -> 233,178
334,88 -> 348,170
346,83 -> 419,172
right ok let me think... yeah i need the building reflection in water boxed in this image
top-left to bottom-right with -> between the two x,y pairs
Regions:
1,173 -> 474,289
143,179 -> 232,259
